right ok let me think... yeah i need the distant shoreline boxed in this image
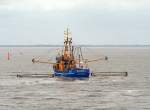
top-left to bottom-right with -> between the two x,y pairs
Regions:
0,45 -> 150,47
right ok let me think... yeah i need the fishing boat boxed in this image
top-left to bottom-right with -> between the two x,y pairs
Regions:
28,28 -> 128,79
53,28 -> 91,78
32,28 -> 91,78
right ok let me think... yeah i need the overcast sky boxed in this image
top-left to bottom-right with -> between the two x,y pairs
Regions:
0,0 -> 150,45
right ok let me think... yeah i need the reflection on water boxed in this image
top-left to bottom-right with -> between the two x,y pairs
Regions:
54,77 -> 90,81
0,47 -> 150,110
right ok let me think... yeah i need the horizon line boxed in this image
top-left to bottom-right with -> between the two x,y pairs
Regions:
0,44 -> 150,47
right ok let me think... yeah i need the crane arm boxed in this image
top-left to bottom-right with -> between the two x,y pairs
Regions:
86,56 -> 108,63
32,58 -> 57,64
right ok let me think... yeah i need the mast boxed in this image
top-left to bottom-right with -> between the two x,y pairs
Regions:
64,28 -> 73,58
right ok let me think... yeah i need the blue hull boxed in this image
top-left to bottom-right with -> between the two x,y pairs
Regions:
54,68 -> 90,78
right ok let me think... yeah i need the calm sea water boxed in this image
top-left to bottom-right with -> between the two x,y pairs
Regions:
0,47 -> 150,110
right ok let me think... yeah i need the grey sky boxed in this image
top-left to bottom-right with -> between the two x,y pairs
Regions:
0,0 -> 150,45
